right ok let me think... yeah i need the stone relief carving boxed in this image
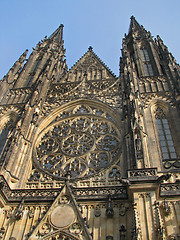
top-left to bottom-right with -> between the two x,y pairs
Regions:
42,81 -> 121,117
106,195 -> 114,218
26,162 -> 123,189
13,198 -> 24,220
40,54 -> 121,117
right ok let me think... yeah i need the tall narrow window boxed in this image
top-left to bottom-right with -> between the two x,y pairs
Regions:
140,49 -> 150,61
140,48 -> 154,76
155,108 -> 177,162
27,55 -> 43,85
132,53 -> 139,76
0,128 -> 8,154
144,63 -> 153,76
0,122 -> 12,156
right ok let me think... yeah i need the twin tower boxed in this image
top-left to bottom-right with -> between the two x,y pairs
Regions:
0,16 -> 179,239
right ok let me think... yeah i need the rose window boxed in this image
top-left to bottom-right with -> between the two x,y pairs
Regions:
61,132 -> 94,156
34,104 -> 121,179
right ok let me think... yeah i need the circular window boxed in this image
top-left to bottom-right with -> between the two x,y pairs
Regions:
34,104 -> 121,179
50,205 -> 75,229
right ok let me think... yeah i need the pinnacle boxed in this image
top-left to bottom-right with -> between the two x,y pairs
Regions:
128,16 -> 142,33
49,24 -> 64,45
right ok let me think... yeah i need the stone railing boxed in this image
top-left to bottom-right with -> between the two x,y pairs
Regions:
0,175 -> 60,201
160,182 -> 180,197
128,168 -> 157,179
0,175 -> 128,202
72,186 -> 127,200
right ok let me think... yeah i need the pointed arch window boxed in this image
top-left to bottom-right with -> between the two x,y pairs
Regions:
140,49 -> 150,61
144,63 -> 154,76
27,54 -> 43,85
0,120 -> 13,156
0,127 -> 9,154
140,48 -> 154,76
155,108 -> 177,160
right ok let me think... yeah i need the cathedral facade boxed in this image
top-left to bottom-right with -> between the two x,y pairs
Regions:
0,16 -> 179,239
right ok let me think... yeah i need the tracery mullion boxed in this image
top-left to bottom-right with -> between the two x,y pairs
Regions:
140,48 -> 154,76
156,109 -> 177,161
34,101 -> 123,179
159,117 -> 171,159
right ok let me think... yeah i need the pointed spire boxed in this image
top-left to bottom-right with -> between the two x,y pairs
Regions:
128,16 -> 142,34
156,35 -> 178,65
2,49 -> 28,84
18,49 -> 28,64
49,24 -> 64,45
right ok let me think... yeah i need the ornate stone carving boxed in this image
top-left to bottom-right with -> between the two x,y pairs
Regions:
94,206 -> 101,217
106,195 -> 114,218
6,208 -> 13,219
128,168 -> 157,178
109,167 -> 121,178
153,201 -> 165,238
0,175 -> 60,200
160,183 -> 180,196
50,204 -> 75,229
119,225 -> 127,239
38,222 -> 51,236
161,200 -> 171,216
134,128 -> 143,159
163,159 -> 180,169
72,186 -> 127,200
0,227 -> 5,239
69,223 -> 82,235
34,103 -> 121,179
28,207 -> 35,218
13,198 -> 24,220
119,203 -> 128,216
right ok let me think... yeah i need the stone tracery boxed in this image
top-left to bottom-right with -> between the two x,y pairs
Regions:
34,103 -> 121,179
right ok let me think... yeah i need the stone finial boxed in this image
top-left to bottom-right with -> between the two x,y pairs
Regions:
88,46 -> 93,51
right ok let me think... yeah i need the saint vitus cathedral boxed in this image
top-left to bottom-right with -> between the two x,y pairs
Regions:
0,16 -> 179,240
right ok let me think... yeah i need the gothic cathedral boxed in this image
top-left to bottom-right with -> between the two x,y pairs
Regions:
0,16 -> 179,240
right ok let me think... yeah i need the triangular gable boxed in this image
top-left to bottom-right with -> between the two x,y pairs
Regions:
28,182 -> 92,240
60,46 -> 117,83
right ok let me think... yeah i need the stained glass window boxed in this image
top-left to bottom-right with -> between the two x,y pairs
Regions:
0,124 -> 11,155
140,49 -> 154,76
155,108 -> 177,160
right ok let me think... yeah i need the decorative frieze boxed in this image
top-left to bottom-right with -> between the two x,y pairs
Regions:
0,175 -> 128,202
72,186 -> 127,200
160,183 -> 180,196
0,175 -> 59,201
128,168 -> 157,178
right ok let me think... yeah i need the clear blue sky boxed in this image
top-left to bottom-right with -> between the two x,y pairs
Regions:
0,0 -> 179,79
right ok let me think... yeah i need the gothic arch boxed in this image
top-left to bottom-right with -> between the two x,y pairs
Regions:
0,110 -> 19,132
0,111 -> 19,156
32,99 -> 123,180
36,99 -> 122,134
149,99 -> 176,134
149,99 -> 170,115
149,99 -> 179,169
